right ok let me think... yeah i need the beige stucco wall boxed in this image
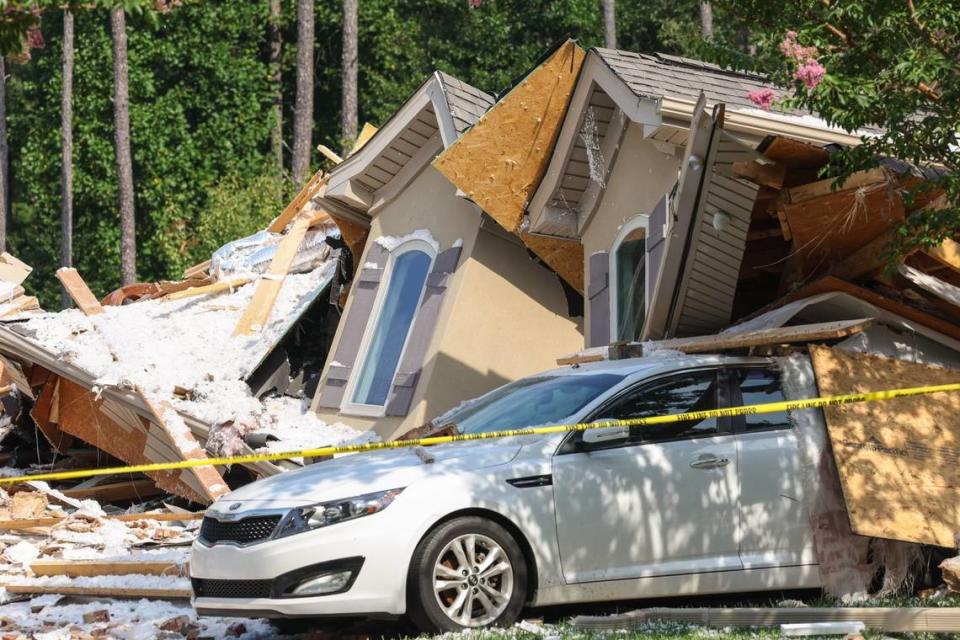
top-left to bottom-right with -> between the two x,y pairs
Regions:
581,122 -> 681,341
311,164 -> 482,438
417,227 -> 584,436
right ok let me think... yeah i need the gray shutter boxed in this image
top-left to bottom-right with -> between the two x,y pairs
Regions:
385,245 -> 462,417
315,243 -> 390,409
587,250 -> 610,348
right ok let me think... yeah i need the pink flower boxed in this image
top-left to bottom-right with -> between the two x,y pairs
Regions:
26,23 -> 44,49
468,0 -> 482,6
793,59 -> 826,89
779,31 -> 817,62
747,88 -> 776,110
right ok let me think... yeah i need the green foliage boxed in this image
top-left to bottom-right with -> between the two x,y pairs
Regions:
6,0 -> 721,308
706,0 -> 960,252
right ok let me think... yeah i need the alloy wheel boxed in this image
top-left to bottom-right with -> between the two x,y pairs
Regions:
431,532 -> 515,627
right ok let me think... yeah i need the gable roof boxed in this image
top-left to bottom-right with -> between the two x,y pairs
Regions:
594,49 -> 792,115
436,71 -> 496,137
322,71 -> 493,215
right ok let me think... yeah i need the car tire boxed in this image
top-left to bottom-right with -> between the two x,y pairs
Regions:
407,516 -> 528,633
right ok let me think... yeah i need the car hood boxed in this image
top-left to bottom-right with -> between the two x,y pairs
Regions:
212,440 -> 522,510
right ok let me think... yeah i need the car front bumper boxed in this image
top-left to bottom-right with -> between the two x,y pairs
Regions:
190,514 -> 415,618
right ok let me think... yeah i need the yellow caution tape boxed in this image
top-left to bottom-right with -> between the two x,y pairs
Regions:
1,382 -> 958,486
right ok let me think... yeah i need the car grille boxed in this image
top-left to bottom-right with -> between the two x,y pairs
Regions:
199,515 -> 283,545
192,578 -> 272,599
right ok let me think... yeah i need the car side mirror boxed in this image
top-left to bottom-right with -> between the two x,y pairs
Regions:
582,425 -> 629,445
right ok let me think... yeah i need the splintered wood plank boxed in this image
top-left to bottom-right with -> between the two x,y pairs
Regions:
732,160 -> 788,189
810,346 -> 960,547
784,167 -> 889,205
0,512 -> 203,530
55,268 -> 103,316
350,122 -> 378,155
0,252 -> 33,285
233,212 -> 312,336
2,584 -> 191,600
640,318 -> 874,356
266,170 -> 328,233
760,136 -> 830,169
433,40 -> 585,233
31,559 -> 187,577
182,259 -> 211,279
164,277 -> 250,302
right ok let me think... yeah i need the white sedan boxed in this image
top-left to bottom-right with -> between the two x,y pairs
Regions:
190,354 -> 819,631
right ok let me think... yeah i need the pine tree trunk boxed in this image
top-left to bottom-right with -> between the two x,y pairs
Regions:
61,10 -> 75,309
700,2 -> 714,40
269,0 -> 283,180
0,56 -> 8,253
341,0 -> 358,150
111,6 -> 136,286
602,0 -> 616,49
291,0 -> 314,187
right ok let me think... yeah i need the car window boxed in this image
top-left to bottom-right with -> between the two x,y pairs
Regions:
733,368 -> 792,432
593,370 -> 721,444
435,373 -> 626,435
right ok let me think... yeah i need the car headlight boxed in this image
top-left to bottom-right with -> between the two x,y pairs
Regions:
274,488 -> 404,539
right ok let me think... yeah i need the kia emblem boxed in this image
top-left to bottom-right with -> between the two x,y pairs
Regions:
229,503 -> 241,511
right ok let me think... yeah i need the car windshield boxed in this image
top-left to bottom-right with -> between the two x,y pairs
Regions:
436,373 -> 626,435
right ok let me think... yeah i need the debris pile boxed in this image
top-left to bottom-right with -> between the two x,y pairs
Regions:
0,171 -> 374,509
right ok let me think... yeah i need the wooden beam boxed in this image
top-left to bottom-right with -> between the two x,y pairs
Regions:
55,268 -> 103,316
556,353 -> 605,366
233,211 -> 312,336
61,478 -> 163,502
631,318 -> 874,357
732,159 -> 788,189
31,559 -> 187,577
181,259 -> 211,279
350,122 -> 378,155
316,144 -> 343,165
164,277 -> 250,302
784,167 -> 890,205
266,170 -> 328,233
2,584 -> 191,600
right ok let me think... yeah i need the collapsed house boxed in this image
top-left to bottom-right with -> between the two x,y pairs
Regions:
310,58 -> 585,441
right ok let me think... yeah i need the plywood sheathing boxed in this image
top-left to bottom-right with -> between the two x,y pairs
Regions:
759,136 -> 831,169
809,345 -> 960,547
433,41 -> 585,232
55,268 -> 103,316
53,377 -> 227,505
0,252 -> 33,285
521,232 -> 585,293
323,210 -> 369,274
29,376 -> 74,453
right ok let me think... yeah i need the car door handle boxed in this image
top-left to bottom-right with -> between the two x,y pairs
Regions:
690,456 -> 730,470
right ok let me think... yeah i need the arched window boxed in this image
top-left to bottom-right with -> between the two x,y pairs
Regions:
348,241 -> 434,412
610,215 -> 649,342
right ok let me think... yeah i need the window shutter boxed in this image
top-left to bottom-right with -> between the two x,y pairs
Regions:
385,245 -> 462,417
315,244 -> 390,409
587,251 -> 610,348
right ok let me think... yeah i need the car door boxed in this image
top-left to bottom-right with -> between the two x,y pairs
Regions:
729,366 -> 816,569
551,368 -> 742,584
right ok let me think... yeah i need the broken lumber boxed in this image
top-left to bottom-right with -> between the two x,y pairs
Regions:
732,159 -> 788,189
316,144 -> 343,165
631,318 -> 874,357
0,252 -> 32,285
572,607 -> 960,633
556,353 -> 605,366
0,511 -> 203,531
61,478 -> 164,502
233,211 -> 312,336
2,584 -> 191,600
164,277 -> 250,302
182,259 -> 211,279
783,167 -> 890,205
55,268 -> 103,316
266,170 -> 328,233
30,559 -> 188,578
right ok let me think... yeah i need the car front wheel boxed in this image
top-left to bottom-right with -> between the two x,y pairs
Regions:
408,516 -> 527,632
